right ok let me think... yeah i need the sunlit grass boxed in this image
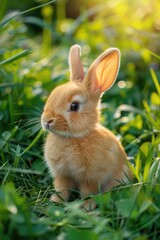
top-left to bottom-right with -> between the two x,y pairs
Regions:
0,0 -> 160,239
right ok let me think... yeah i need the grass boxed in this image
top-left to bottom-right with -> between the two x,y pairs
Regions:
0,1 -> 160,239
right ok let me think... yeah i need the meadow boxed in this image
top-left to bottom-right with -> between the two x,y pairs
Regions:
0,0 -> 160,239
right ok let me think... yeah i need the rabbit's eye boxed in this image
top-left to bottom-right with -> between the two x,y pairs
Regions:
70,102 -> 79,112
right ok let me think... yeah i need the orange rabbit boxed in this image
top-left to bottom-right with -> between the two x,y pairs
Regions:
41,45 -> 131,209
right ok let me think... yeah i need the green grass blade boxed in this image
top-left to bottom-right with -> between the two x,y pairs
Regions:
18,129 -> 43,157
147,159 -> 160,183
1,167 -> 42,175
150,68 -> 160,96
146,49 -> 160,60
0,13 -> 15,29
0,0 -> 8,20
0,49 -> 32,66
152,134 -> 160,146
0,0 -> 56,29
143,146 -> 154,182
20,0 -> 56,16
135,154 -> 141,181
143,100 -> 160,130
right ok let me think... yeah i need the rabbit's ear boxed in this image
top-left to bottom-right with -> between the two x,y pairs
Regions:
85,48 -> 120,93
69,44 -> 85,81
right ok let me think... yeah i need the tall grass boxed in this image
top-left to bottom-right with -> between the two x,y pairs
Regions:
0,1 -> 160,239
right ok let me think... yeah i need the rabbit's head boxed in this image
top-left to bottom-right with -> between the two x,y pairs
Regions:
41,45 -> 120,138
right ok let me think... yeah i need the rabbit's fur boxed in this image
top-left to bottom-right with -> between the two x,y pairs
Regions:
41,45 -> 131,208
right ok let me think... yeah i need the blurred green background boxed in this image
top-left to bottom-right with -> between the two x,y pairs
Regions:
0,0 -> 160,239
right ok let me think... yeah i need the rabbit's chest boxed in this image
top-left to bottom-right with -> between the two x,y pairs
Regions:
54,146 -> 91,179
45,134 -> 94,180
56,158 -> 86,179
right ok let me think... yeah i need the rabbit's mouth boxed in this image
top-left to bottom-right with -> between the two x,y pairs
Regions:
41,117 -> 89,138
49,129 -> 88,138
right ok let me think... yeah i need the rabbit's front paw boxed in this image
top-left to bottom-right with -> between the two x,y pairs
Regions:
50,194 -> 62,203
82,199 -> 97,212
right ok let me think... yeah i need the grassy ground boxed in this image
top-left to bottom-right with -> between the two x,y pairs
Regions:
0,1 -> 160,239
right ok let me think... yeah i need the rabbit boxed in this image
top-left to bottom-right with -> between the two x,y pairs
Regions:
41,44 -> 131,210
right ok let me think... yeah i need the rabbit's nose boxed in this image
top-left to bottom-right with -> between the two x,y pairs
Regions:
46,119 -> 54,129
42,118 -> 55,130
47,119 -> 54,124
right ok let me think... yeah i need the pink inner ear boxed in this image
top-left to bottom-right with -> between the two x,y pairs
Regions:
95,51 -> 119,93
